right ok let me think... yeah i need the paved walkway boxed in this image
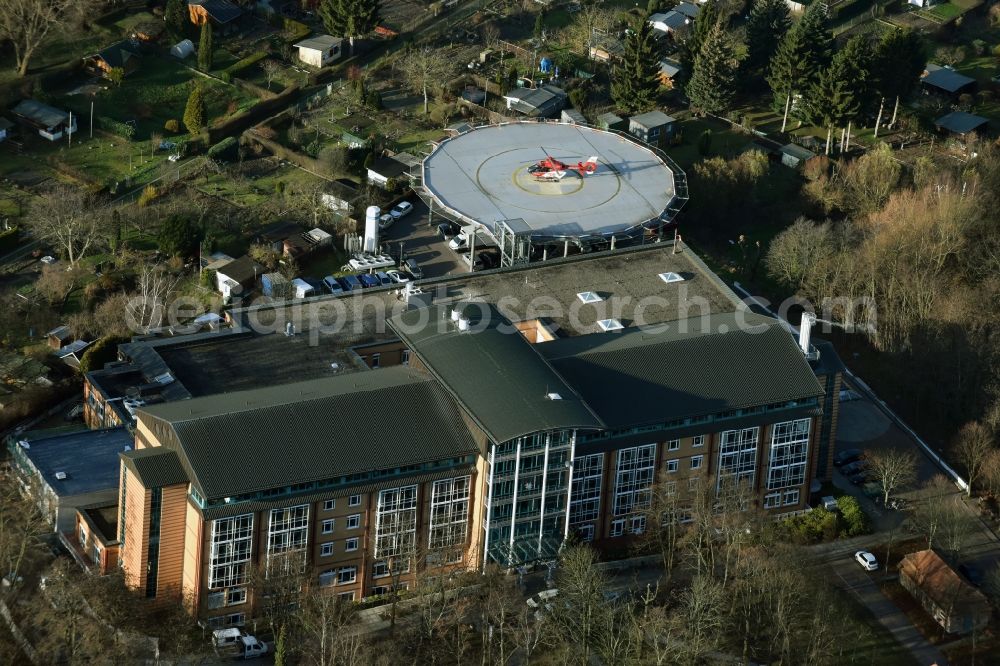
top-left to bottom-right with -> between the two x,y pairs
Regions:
829,551 -> 948,666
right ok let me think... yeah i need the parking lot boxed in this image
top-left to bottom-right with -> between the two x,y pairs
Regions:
378,199 -> 469,279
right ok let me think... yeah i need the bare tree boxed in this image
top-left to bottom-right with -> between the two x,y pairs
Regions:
954,421 -> 995,497
262,59 -> 282,90
0,479 -> 48,584
298,591 -> 365,666
27,186 -> 105,266
397,46 -> 457,115
564,2 -> 616,59
864,447 -> 918,506
548,544 -> 609,665
634,479 -> 687,585
0,0 -> 77,77
674,575 -> 725,665
907,475 -> 976,558
123,262 -> 180,334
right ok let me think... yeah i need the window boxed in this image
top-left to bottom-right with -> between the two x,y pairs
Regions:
370,353 -> 381,369
667,439 -> 680,451
322,519 -> 334,534
766,419 -> 811,491
577,524 -> 595,542
764,493 -> 781,509
266,505 -> 309,576
349,495 -> 361,507
717,427 -> 759,491
692,435 -> 705,448
373,561 -> 390,578
428,476 -> 470,550
324,499 -> 336,511
227,588 -> 247,605
614,445 -> 656,517
209,514 -> 253,589
374,485 -> 417,559
630,515 -> 646,534
783,489 -> 800,506
338,566 -> 357,584
665,481 -> 677,496
346,537 -> 359,552
340,591 -> 356,602
346,514 -> 361,530
208,612 -> 246,628
610,519 -> 625,537
690,455 -> 703,470
319,570 -> 335,587
688,477 -> 700,491
666,459 -> 679,473
401,350 -> 410,366
321,542 -> 334,557
569,453 -> 603,527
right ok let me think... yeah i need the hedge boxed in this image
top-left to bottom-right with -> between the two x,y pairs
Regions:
97,115 -> 135,139
207,136 -> 238,161
284,18 -> 310,43
223,51 -> 268,77
0,226 -> 20,255
79,335 -> 128,375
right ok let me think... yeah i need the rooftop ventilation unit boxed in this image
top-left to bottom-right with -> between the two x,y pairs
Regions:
457,316 -> 471,332
659,272 -> 684,284
597,319 -> 624,332
153,372 -> 174,385
576,291 -> 603,304
54,472 -> 67,480
18,441 -> 29,450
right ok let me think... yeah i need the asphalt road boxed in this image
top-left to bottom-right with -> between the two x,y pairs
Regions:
378,199 -> 467,279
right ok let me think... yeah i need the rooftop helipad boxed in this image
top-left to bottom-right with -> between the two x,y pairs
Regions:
421,122 -> 679,240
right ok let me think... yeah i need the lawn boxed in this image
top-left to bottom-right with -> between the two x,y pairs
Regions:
195,162 -> 330,208
54,56 -> 258,141
666,116 -> 758,170
918,0 -> 982,24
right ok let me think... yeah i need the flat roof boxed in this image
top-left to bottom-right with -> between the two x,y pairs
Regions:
421,122 -> 677,239
14,427 -> 133,497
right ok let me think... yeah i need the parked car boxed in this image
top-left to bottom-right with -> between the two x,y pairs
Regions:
437,222 -> 460,239
841,460 -> 867,477
378,213 -> 394,231
338,275 -> 363,291
40,255 -> 57,265
323,276 -> 344,295
834,449 -> 864,467
854,550 -> 879,571
386,269 -> 411,284
390,201 -> 414,220
404,258 -> 423,279
375,271 -> 393,286
821,496 -> 838,511
358,273 -> 380,288
474,251 -> 498,270
849,471 -> 873,486
448,234 -> 469,252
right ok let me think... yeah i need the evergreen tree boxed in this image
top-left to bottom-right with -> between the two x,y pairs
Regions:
686,22 -> 743,115
534,11 -> 545,40
319,0 -> 380,54
766,3 -> 831,131
806,36 -> 870,153
745,0 -> 790,75
611,15 -> 664,114
871,29 -> 925,132
165,0 -> 187,37
183,85 -> 205,135
198,22 -> 213,71
679,1 -> 718,72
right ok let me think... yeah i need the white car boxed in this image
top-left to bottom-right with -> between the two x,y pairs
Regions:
448,234 -> 469,252
167,153 -> 181,162
385,269 -> 411,284
378,213 -> 394,230
390,201 -> 414,220
855,550 -> 879,571
40,255 -> 57,265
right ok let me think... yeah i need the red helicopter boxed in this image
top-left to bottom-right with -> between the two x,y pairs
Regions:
528,148 -> 599,181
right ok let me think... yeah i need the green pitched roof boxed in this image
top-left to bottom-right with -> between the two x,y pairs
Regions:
388,305 -> 604,443
537,312 -> 825,428
138,366 -> 480,500
121,447 -> 189,489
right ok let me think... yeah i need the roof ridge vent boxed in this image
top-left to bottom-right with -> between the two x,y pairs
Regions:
55,471 -> 67,480
546,392 -> 563,400
659,272 -> 684,284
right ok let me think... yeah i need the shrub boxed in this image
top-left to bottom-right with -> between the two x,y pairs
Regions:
837,496 -> 870,536
164,118 -> 180,133
138,184 -> 161,207
79,335 -> 129,375
97,116 -> 135,139
283,18 -> 310,43
0,226 -> 20,254
183,85 -> 206,135
782,508 -> 838,544
222,51 -> 268,77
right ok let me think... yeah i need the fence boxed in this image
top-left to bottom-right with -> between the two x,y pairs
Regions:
108,156 -> 207,206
